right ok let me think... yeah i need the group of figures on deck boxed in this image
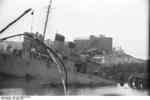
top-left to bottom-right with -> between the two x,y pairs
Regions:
120,75 -> 147,90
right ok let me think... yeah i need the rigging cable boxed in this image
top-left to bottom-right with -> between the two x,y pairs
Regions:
46,48 -> 67,94
29,34 -> 68,92
44,44 -> 68,90
31,35 -> 68,95
0,33 -> 68,95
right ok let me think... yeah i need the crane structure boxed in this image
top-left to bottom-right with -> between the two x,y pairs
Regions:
0,8 -> 34,35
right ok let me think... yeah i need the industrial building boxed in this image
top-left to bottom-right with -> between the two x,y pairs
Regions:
74,35 -> 112,54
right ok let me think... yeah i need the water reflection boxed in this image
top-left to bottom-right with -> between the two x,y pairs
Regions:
73,83 -> 148,96
0,83 -> 148,96
0,78 -> 148,96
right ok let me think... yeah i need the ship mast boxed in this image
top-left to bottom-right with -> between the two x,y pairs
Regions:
43,0 -> 52,41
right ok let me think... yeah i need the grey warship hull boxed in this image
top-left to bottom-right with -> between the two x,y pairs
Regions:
0,50 -> 116,88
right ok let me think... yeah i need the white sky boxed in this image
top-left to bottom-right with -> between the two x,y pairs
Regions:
0,0 -> 149,60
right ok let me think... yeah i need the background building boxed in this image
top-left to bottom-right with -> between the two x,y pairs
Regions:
74,35 -> 112,54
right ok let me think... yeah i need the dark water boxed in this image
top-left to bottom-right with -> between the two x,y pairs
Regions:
0,79 -> 148,96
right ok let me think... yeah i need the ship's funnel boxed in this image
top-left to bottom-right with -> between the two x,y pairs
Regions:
55,33 -> 65,42
53,33 -> 65,51
68,42 -> 75,49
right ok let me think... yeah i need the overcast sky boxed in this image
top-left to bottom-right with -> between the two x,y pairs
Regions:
0,0 -> 148,60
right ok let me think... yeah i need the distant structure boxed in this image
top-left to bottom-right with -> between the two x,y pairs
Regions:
74,34 -> 112,54
0,41 -> 22,53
